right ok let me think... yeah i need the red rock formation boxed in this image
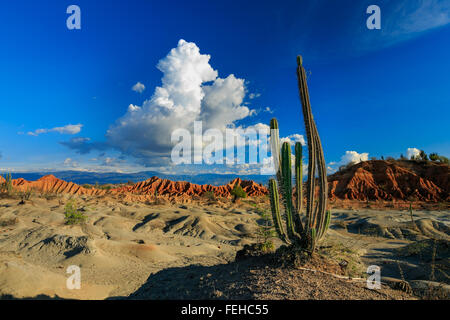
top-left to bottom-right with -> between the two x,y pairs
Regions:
112,176 -> 268,198
11,175 -> 105,196
6,175 -> 267,200
4,160 -> 447,203
328,160 -> 449,202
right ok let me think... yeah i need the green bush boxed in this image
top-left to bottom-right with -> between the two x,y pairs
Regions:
419,150 -> 428,161
0,173 -> 13,194
256,210 -> 275,253
439,155 -> 449,164
203,191 -> 216,202
429,153 -> 439,161
64,199 -> 87,225
18,188 -> 33,202
429,153 -> 449,164
231,184 -> 247,202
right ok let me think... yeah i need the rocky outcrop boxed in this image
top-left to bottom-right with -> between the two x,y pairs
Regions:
4,160 -> 448,203
112,177 -> 267,198
328,160 -> 449,202
7,175 -> 267,200
11,175 -> 105,196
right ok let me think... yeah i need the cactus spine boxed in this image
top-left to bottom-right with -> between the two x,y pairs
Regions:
268,55 -> 329,253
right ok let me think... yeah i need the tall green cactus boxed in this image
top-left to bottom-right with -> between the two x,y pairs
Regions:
268,55 -> 329,253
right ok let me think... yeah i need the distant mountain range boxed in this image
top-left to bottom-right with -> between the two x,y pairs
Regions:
6,170 -> 271,186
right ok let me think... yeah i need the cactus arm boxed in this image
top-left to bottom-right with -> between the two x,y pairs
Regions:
296,55 -> 328,248
270,118 -> 284,198
294,142 -> 304,234
317,209 -> 331,239
281,142 -> 301,241
268,179 -> 290,244
309,227 -> 317,252
296,56 -> 317,231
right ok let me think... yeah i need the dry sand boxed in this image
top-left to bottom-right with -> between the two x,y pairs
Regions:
0,194 -> 448,300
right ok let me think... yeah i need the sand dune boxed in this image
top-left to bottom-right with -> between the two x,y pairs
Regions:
0,190 -> 448,299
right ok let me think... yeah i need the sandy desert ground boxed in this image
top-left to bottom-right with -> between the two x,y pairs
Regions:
0,193 -> 448,300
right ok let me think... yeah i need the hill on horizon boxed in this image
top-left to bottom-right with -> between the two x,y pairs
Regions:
2,159 -> 449,203
2,170 -> 271,187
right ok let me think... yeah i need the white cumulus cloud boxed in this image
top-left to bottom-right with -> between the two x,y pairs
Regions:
132,82 -> 146,93
106,39 -> 263,166
340,150 -> 369,165
27,124 -> 83,136
406,147 -> 421,160
281,134 -> 306,147
63,158 -> 78,167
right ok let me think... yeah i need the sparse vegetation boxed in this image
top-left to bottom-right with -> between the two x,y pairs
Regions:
203,191 -> 217,202
64,199 -> 87,225
318,240 -> 366,278
0,173 -> 13,195
18,188 -> 33,204
231,185 -> 247,203
40,191 -> 57,200
96,184 -> 112,190
255,209 -> 275,253
419,150 -> 428,161
429,152 -> 449,164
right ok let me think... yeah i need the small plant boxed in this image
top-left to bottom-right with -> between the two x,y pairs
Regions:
409,203 -> 418,231
152,189 -> 163,205
97,184 -> 112,190
256,209 -> 276,253
419,150 -> 428,161
0,173 -> 13,194
41,191 -> 57,200
18,188 -> 33,204
203,191 -> 217,202
64,199 -> 87,225
231,184 -> 247,203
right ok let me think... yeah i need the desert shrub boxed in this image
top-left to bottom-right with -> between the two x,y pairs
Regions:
256,209 -> 275,253
41,192 -> 57,200
203,191 -> 216,202
438,155 -> 449,164
97,184 -> 112,190
425,152 -> 448,164
429,153 -> 439,161
0,173 -> 13,194
82,184 -> 93,189
64,199 -> 87,225
18,188 -> 33,202
419,150 -> 428,161
231,185 -> 247,203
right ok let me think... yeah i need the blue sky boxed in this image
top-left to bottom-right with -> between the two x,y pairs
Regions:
0,0 -> 449,175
